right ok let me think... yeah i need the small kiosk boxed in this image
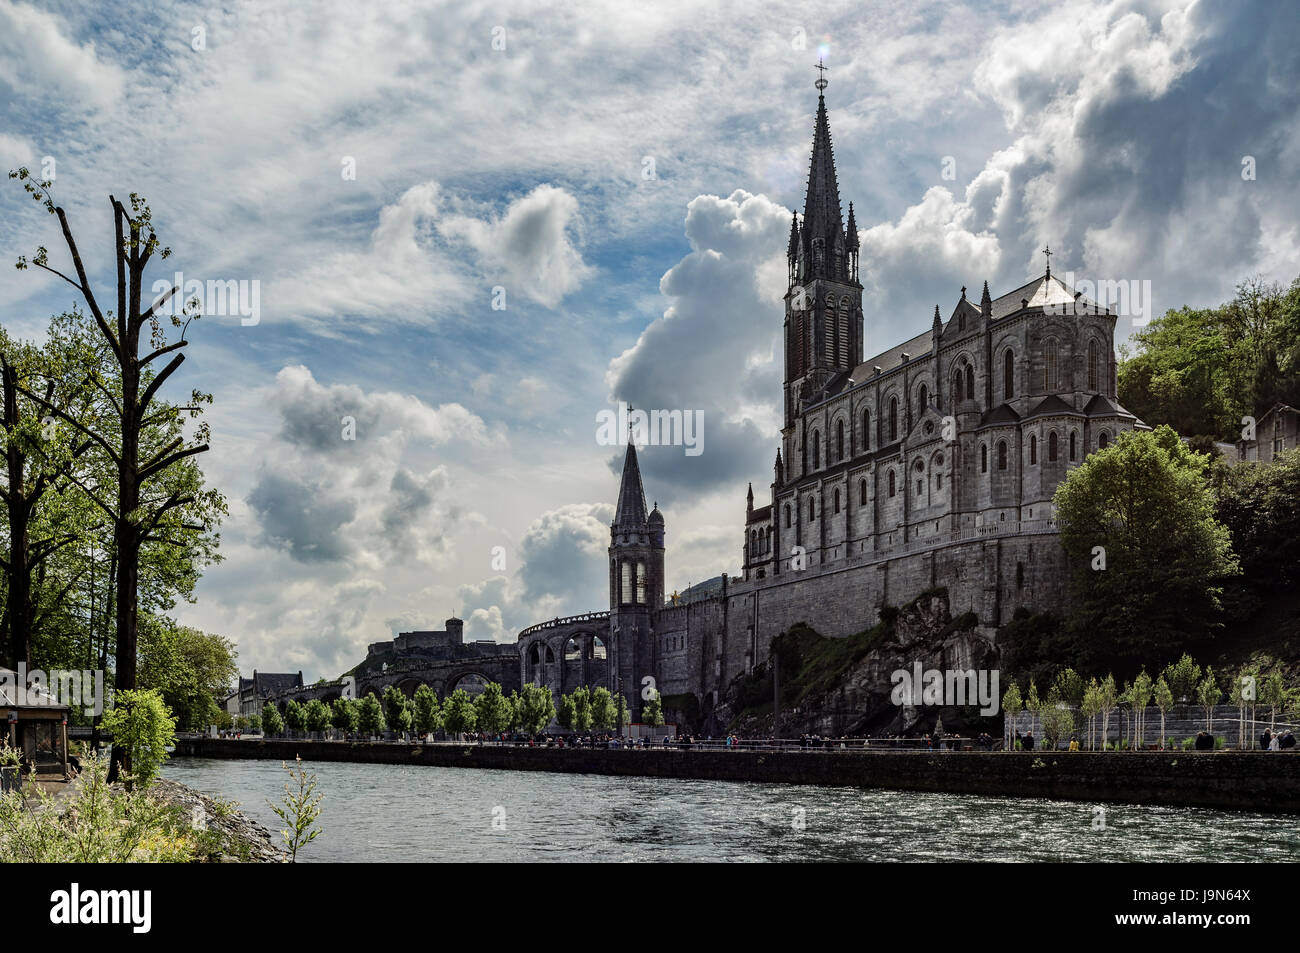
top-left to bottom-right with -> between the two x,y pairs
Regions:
0,668 -> 70,778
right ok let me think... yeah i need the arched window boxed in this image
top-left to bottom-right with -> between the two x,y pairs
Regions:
1049,431 -> 1059,462
888,470 -> 896,497
1088,339 -> 1100,391
565,638 -> 581,661
919,384 -> 929,414
1004,349 -> 1015,400
750,530 -> 757,555
808,498 -> 816,521
592,636 -> 606,660
862,408 -> 871,450
1030,434 -> 1038,464
998,440 -> 1008,470
784,504 -> 791,528
965,364 -> 975,400
981,444 -> 988,473
1099,430 -> 1110,450
636,560 -> 646,603
859,479 -> 867,505
1045,339 -> 1058,392
1069,431 -> 1077,461
833,488 -> 841,514
836,419 -> 845,461
889,397 -> 898,441
812,431 -> 820,469
621,559 -> 632,604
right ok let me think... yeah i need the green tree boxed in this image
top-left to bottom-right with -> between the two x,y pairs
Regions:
614,692 -> 629,731
589,687 -> 616,731
1080,678 -> 1102,750
412,684 -> 441,738
303,699 -> 331,734
1055,427 -> 1237,674
474,682 -> 510,737
101,688 -> 175,788
1261,671 -> 1287,731
1131,671 -> 1153,749
1197,667 -> 1222,733
556,693 -> 576,731
1051,668 -> 1086,709
1001,683 -> 1023,750
516,684 -> 557,737
1162,654 -> 1202,703
570,686 -> 593,732
357,693 -> 385,737
1098,675 -> 1118,751
1212,448 -> 1300,598
382,686 -> 411,736
11,174 -> 224,782
283,699 -> 306,735
330,697 -> 358,738
442,688 -> 478,738
642,691 -> 664,728
261,702 -> 284,737
1153,677 -> 1174,749
137,619 -> 237,731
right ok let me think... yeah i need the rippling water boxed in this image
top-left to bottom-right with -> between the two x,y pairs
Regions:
163,757 -> 1300,862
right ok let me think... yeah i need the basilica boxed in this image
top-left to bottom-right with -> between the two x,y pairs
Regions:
515,74 -> 1147,724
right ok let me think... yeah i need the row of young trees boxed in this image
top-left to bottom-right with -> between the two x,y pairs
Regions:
262,683 -> 562,740
2,171 -> 228,780
1002,654 -> 1297,750
262,683 -> 669,740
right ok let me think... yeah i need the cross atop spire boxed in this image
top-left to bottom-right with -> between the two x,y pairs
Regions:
814,58 -> 829,93
800,75 -> 846,280
1042,244 -> 1052,278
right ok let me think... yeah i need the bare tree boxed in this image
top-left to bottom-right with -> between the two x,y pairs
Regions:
11,170 -> 213,779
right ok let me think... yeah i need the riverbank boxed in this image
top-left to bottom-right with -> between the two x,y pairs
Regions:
150,778 -> 286,863
173,738 -> 1300,814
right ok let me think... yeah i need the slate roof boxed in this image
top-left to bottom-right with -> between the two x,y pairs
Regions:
1026,395 -> 1082,418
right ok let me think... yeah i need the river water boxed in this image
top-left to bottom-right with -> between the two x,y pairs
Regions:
163,757 -> 1299,862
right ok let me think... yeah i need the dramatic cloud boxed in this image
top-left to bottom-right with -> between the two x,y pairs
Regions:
604,189 -> 790,499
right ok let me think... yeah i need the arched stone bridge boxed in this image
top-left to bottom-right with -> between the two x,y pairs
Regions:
268,654 -> 521,708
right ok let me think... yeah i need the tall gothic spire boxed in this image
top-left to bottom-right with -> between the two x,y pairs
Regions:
613,440 -> 648,529
801,77 -> 845,278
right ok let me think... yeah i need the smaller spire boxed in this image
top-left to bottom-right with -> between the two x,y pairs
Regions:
845,202 -> 859,250
746,482 -> 754,501
787,213 -> 799,260
932,304 -> 942,329
981,280 -> 992,317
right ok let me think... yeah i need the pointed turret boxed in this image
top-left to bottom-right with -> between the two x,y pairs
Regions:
746,482 -> 754,518
775,447 -> 784,486
932,304 -> 942,331
980,280 -> 992,319
612,441 -> 648,531
845,202 -> 859,250
801,85 -> 846,280
786,213 -> 800,261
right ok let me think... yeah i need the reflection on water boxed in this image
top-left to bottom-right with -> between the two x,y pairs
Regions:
163,757 -> 1299,863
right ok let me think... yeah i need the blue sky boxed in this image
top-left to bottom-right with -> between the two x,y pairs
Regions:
1,0 -> 1297,678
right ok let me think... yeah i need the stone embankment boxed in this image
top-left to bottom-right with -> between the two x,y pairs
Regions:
151,779 -> 286,863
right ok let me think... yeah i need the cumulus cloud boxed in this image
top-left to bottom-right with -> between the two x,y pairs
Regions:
438,184 -> 593,308
0,0 -> 124,107
604,189 -> 790,499
271,181 -> 591,324
246,365 -> 492,566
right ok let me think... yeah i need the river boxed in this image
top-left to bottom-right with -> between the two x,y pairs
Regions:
163,757 -> 1300,862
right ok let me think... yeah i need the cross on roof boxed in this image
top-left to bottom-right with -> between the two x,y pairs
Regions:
815,59 -> 829,92
1042,244 -> 1052,277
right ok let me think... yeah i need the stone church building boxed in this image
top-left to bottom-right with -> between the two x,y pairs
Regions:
515,76 -> 1147,726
